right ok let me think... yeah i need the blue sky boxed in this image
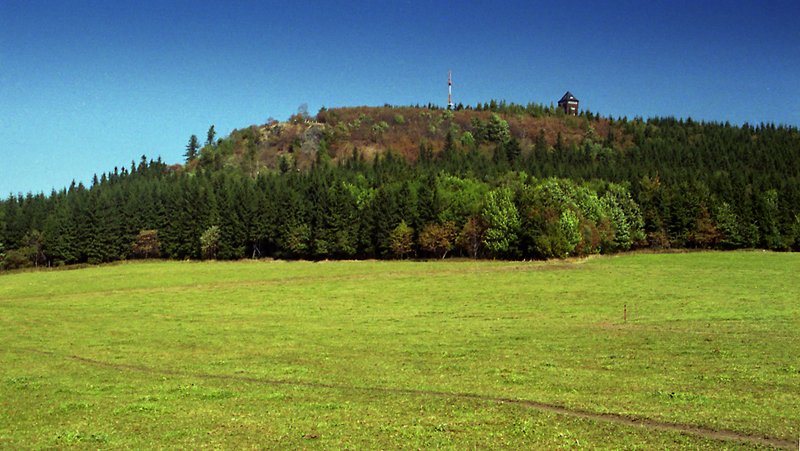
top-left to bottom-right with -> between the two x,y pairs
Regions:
2,0 -> 798,195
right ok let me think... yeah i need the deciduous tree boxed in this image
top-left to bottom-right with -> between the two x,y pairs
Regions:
481,187 -> 520,256
419,222 -> 457,259
131,229 -> 161,259
200,225 -> 220,260
389,221 -> 414,259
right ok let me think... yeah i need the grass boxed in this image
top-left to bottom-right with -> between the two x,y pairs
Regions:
0,252 -> 798,448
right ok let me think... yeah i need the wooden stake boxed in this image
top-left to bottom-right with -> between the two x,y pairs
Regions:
624,304 -> 627,323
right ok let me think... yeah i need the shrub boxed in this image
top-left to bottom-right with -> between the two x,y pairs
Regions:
131,230 -> 160,259
2,247 -> 32,270
389,221 -> 414,259
460,131 -> 476,148
200,226 -> 221,260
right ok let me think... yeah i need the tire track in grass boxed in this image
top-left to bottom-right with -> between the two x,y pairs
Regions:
13,347 -> 794,449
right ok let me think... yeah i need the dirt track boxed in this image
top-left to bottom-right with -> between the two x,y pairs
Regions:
14,347 -> 795,449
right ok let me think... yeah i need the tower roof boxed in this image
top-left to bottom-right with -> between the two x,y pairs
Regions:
559,91 -> 578,103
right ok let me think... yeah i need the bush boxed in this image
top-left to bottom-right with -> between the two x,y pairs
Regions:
460,131 -> 475,148
131,230 -> 161,259
2,247 -> 33,270
389,221 -> 414,259
200,226 -> 221,260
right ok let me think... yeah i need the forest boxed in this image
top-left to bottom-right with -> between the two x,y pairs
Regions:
2,102 -> 799,269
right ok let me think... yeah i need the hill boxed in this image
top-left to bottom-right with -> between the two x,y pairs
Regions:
1,102 -> 799,268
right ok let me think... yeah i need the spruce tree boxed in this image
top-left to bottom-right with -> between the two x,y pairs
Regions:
206,125 -> 216,146
417,173 -> 438,226
43,197 -> 78,265
185,135 -> 200,162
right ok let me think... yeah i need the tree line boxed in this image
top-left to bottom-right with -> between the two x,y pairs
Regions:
0,154 -> 645,267
1,107 -> 798,269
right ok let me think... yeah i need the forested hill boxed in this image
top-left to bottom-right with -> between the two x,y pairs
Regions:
2,102 -> 799,269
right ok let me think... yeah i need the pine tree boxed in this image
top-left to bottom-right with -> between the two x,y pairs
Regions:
417,173 -> 438,226
216,174 -> 246,259
206,125 -> 216,146
504,137 -> 521,164
372,186 -> 400,257
43,197 -> 78,265
185,135 -> 200,162
555,131 -> 564,152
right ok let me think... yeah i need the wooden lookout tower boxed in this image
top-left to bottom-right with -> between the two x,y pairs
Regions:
558,91 -> 579,115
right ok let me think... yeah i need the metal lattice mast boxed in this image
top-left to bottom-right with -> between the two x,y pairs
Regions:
448,70 -> 454,110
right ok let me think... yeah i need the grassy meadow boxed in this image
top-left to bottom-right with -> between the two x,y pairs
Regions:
0,252 -> 798,449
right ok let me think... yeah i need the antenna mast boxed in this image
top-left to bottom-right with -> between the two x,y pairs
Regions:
448,70 -> 454,110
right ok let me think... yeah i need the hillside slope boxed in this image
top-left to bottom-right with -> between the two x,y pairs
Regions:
2,102 -> 799,267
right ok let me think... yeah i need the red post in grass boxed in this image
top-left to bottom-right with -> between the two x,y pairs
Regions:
624,304 -> 627,323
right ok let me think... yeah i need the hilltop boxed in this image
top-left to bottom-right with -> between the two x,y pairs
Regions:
186,103 -> 624,173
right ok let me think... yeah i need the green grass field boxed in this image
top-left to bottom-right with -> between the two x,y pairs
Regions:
1,252 -> 798,449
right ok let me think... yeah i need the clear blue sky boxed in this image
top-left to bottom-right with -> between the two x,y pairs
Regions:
2,0 -> 798,195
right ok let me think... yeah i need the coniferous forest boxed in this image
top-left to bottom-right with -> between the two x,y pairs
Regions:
2,103 -> 799,269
